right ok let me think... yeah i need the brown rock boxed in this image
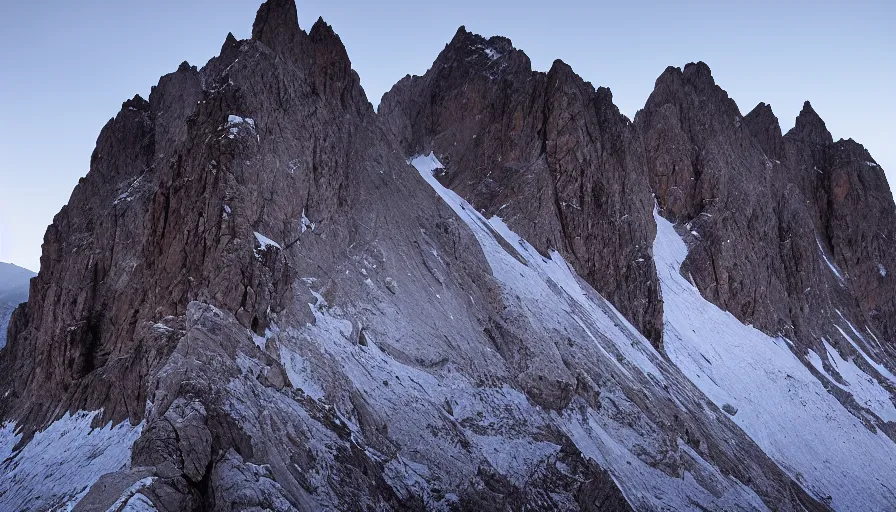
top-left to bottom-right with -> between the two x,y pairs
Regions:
380,28 -> 663,347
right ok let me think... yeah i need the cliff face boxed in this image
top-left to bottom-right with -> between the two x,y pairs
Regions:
1,1 -> 895,511
0,6 -> 377,431
636,64 -> 896,368
380,28 -> 663,347
777,102 -> 896,351
382,33 -> 896,405
0,3 -> 642,509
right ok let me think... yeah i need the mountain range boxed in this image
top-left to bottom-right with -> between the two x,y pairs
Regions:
1,1 -> 894,510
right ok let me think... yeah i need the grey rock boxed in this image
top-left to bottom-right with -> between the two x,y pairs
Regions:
786,101 -> 834,145
380,28 -> 663,347
1,1 -> 893,511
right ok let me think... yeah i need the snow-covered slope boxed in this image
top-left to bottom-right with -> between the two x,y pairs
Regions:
1,152 -> 890,511
410,152 -> 896,508
0,411 -> 144,510
0,150 -> 885,511
654,208 -> 896,510
407,153 -> 782,510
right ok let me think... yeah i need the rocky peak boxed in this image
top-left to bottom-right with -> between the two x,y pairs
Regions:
251,0 -> 300,53
682,60 -> 716,88
786,100 -> 833,144
640,58 -> 896,383
446,26 -> 514,57
122,93 -> 150,112
637,61 -> 747,223
649,62 -> 718,99
434,26 -> 527,78
381,30 -> 664,348
744,102 -> 784,159
307,18 -> 351,77
221,32 -> 240,56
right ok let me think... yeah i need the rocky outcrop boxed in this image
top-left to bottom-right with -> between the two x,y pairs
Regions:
777,102 -> 896,355
2,2 -> 648,509
787,101 -> 834,145
380,28 -> 663,347
636,63 -> 896,370
743,102 -> 783,160
635,62 -> 796,340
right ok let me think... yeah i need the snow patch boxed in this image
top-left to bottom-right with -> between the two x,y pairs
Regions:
105,477 -> 155,512
484,47 -> 502,61
114,175 -> 144,205
557,406 -> 768,511
816,237 -> 845,283
250,324 -> 280,353
253,231 -> 282,258
223,115 -> 257,140
654,208 -> 896,509
0,411 -> 144,511
809,338 -> 896,422
409,152 -> 444,174
301,209 -> 316,233
119,492 -> 157,512
835,325 -> 896,386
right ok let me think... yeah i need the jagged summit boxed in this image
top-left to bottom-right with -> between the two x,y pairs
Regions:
2,1 -> 896,510
382,28 -> 665,348
651,61 -> 717,93
744,101 -> 784,158
251,0 -> 300,51
682,60 -> 715,84
786,100 -> 833,144
435,25 -> 524,75
121,93 -> 149,111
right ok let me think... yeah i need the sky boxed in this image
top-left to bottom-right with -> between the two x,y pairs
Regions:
0,0 -> 893,272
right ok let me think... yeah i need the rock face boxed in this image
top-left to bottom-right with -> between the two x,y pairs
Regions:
778,102 -> 896,347
636,62 -> 794,338
1,2 -> 896,511
380,28 -> 663,347
636,64 -> 896,367
0,262 -> 35,349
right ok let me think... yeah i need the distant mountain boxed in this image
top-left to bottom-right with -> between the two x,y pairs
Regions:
0,262 -> 35,348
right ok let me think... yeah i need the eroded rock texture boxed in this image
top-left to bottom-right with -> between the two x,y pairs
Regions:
380,28 -> 662,347
2,2 -> 646,509
1,1 -> 894,511
635,61 -> 896,370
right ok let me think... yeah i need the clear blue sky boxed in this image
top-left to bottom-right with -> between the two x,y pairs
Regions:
1,0 -> 893,271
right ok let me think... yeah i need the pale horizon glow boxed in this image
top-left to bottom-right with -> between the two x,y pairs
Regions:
1,0 -> 893,271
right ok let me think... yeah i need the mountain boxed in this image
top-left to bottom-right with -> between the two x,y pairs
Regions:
1,1 -> 895,510
0,262 -> 35,349
380,28 -> 662,347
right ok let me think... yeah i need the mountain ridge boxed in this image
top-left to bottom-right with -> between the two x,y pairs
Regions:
1,2 -> 894,510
